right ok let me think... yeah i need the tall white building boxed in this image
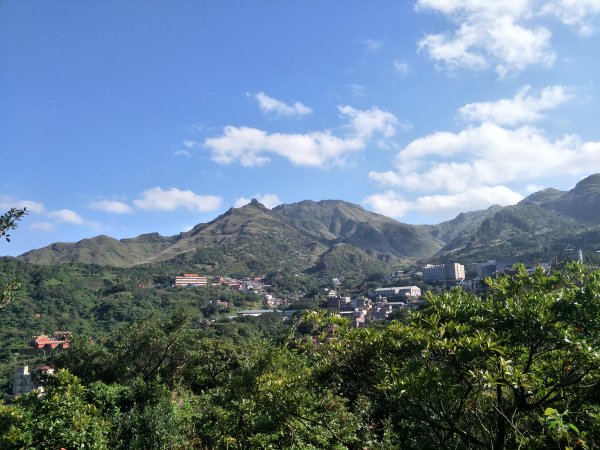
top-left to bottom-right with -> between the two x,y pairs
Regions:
423,263 -> 465,283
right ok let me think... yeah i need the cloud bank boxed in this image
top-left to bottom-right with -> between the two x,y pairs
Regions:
416,0 -> 600,76
365,85 -> 600,219
204,105 -> 401,168
133,187 -> 222,213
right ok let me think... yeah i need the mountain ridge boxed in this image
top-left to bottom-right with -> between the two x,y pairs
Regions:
16,174 -> 600,274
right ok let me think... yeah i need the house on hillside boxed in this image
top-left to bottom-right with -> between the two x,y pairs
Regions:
29,331 -> 71,354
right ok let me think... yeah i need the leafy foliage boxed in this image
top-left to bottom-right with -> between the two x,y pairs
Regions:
1,208 -> 27,310
0,208 -> 27,243
1,265 -> 599,448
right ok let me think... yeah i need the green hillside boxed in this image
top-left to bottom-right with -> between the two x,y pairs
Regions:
18,233 -> 176,267
274,199 -> 444,260
434,174 -> 600,262
149,200 -> 329,275
421,204 -> 502,244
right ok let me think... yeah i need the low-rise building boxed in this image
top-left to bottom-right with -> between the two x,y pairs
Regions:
11,365 -> 54,398
30,331 -> 71,352
175,273 -> 209,287
236,309 -> 280,317
370,286 -> 421,299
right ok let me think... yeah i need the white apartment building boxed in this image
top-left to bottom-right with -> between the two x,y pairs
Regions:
174,273 -> 209,287
423,263 -> 465,283
372,286 -> 421,299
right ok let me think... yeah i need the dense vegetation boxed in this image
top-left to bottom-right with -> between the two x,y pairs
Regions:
435,175 -> 600,262
1,264 -> 599,449
0,256 -> 274,389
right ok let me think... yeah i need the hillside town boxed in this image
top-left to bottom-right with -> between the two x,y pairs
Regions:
4,255 -> 560,400
170,254 -> 555,328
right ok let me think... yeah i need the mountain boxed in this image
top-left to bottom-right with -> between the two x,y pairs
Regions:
17,174 -> 600,273
19,199 -> 443,277
545,174 -> 600,223
433,174 -> 600,262
18,233 -> 176,267
421,205 -> 503,244
144,199 -> 330,273
273,200 -> 444,259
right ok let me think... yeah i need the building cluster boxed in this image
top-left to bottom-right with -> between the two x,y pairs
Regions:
327,286 -> 423,328
417,258 -> 553,292
175,273 -> 293,310
476,258 -> 549,278
174,273 -> 267,293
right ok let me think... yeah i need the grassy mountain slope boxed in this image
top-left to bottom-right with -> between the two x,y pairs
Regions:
19,233 -> 176,267
434,174 -> 600,262
435,204 -> 578,261
18,199 -> 443,277
422,205 -> 503,244
144,200 -> 329,274
274,199 -> 444,260
545,174 -> 600,223
307,243 -> 396,279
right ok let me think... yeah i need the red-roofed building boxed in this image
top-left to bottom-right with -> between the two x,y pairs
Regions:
29,331 -> 71,352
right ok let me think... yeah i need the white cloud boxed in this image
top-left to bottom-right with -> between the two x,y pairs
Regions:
182,140 -> 198,149
255,92 -> 312,118
174,150 -> 192,157
0,195 -> 46,214
368,84 -> 600,221
48,209 -> 86,225
525,184 -> 545,193
133,187 -> 222,213
30,222 -> 56,232
361,38 -> 384,51
458,85 -> 573,126
541,0 -> 600,36
368,171 -> 403,186
47,209 -> 101,230
234,194 -> 281,209
371,122 -> 600,193
204,105 -> 401,168
393,60 -> 409,75
346,83 -> 367,97
88,200 -> 133,214
364,185 -> 523,220
416,0 -> 556,76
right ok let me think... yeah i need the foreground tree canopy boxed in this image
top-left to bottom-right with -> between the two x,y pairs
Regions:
1,264 -> 599,449
0,208 -> 26,309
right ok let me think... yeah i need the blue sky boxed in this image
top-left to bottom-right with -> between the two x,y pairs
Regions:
2,0 -> 600,256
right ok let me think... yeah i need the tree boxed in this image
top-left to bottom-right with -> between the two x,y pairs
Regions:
313,264 -> 600,449
0,207 -> 27,243
1,369 -> 109,449
1,208 -> 27,309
